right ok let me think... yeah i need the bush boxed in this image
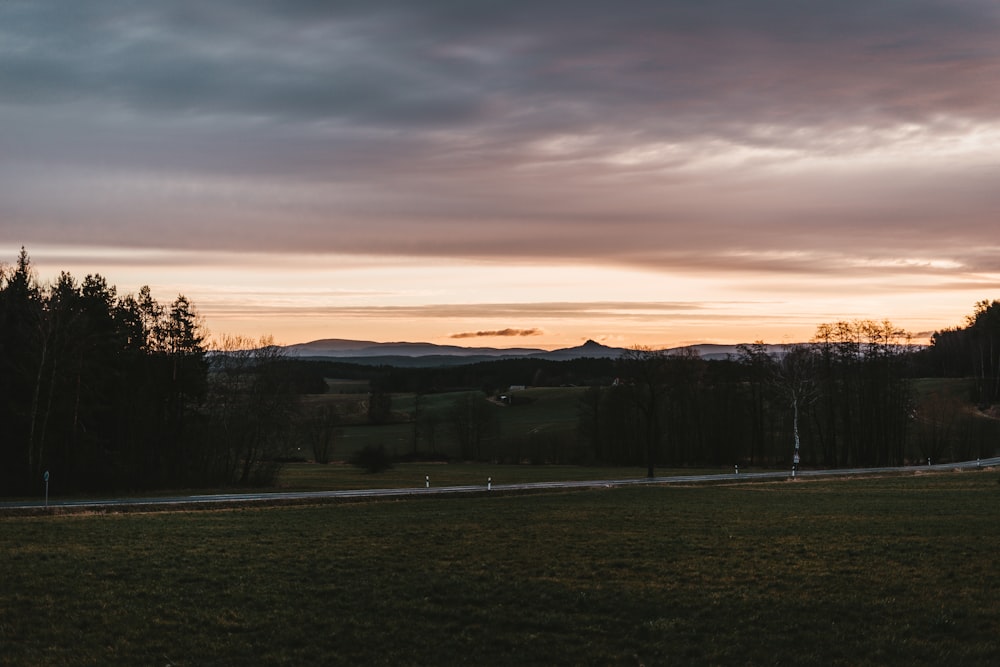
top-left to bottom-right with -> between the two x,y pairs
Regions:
349,444 -> 394,473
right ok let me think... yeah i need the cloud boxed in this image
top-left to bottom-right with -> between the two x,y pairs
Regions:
3,0 -> 1000,304
7,1 -> 1000,140
9,1 -> 999,139
450,328 -> 544,339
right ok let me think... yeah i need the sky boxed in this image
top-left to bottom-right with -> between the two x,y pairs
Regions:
3,0 -> 999,349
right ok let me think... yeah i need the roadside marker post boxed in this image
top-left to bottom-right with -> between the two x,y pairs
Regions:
43,470 -> 49,507
425,475 -> 430,488
487,477 -> 492,491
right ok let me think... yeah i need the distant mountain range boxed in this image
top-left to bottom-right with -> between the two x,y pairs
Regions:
284,338 -> 762,366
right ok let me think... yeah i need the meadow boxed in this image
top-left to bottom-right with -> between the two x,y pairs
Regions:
302,385 -> 589,464
2,471 -> 998,666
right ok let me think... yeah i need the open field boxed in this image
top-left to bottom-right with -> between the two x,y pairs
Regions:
2,471 -> 999,665
302,386 -> 588,462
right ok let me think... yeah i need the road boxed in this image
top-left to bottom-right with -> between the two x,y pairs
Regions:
2,457 -> 997,513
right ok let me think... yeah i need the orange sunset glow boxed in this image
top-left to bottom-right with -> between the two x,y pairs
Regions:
3,2 -> 999,349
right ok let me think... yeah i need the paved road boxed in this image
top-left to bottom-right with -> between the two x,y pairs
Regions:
2,457 -> 997,512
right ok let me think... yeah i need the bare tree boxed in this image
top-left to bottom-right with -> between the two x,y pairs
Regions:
301,403 -> 339,464
209,335 -> 297,484
737,341 -> 776,465
621,346 -> 670,478
773,345 -> 820,473
448,392 -> 498,460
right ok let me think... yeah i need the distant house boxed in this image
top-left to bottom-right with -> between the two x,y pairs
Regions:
509,385 -> 526,392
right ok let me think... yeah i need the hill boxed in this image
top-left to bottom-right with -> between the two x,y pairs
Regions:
284,338 -> 630,364
284,338 -> 779,365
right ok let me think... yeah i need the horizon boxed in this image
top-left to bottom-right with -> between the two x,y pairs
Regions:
3,246 -> 973,350
3,2 -> 998,349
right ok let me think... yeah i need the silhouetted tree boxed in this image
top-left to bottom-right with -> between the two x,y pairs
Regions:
208,335 -> 298,485
772,345 -> 820,470
449,392 -> 499,460
620,346 -> 671,477
367,374 -> 393,425
967,300 -> 1000,406
737,341 -> 777,465
810,320 -> 913,467
301,403 -> 340,464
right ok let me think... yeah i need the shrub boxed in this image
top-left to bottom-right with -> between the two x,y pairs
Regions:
349,444 -> 394,473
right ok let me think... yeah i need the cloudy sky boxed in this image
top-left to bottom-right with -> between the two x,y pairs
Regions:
3,0 -> 999,348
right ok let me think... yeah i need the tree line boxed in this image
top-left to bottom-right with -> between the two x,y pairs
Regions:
3,248 -> 998,493
308,309 -> 999,475
582,313 -> 1000,476
578,320 -> 917,476
367,317 -> 998,475
0,249 -> 302,495
920,299 -> 1000,406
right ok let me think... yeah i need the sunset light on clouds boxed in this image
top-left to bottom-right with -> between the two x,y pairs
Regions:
3,0 -> 999,348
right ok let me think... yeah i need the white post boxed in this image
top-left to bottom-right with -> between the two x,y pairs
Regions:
487,477 -> 492,491
734,464 -> 739,475
425,475 -> 430,488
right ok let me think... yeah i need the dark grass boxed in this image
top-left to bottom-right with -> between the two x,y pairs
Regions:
2,471 -> 999,666
303,387 -> 586,460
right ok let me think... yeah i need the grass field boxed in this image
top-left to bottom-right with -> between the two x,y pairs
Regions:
2,471 -> 999,665
302,386 -> 588,463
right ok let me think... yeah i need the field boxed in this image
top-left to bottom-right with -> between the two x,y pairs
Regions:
302,385 -> 590,463
3,470 -> 999,665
